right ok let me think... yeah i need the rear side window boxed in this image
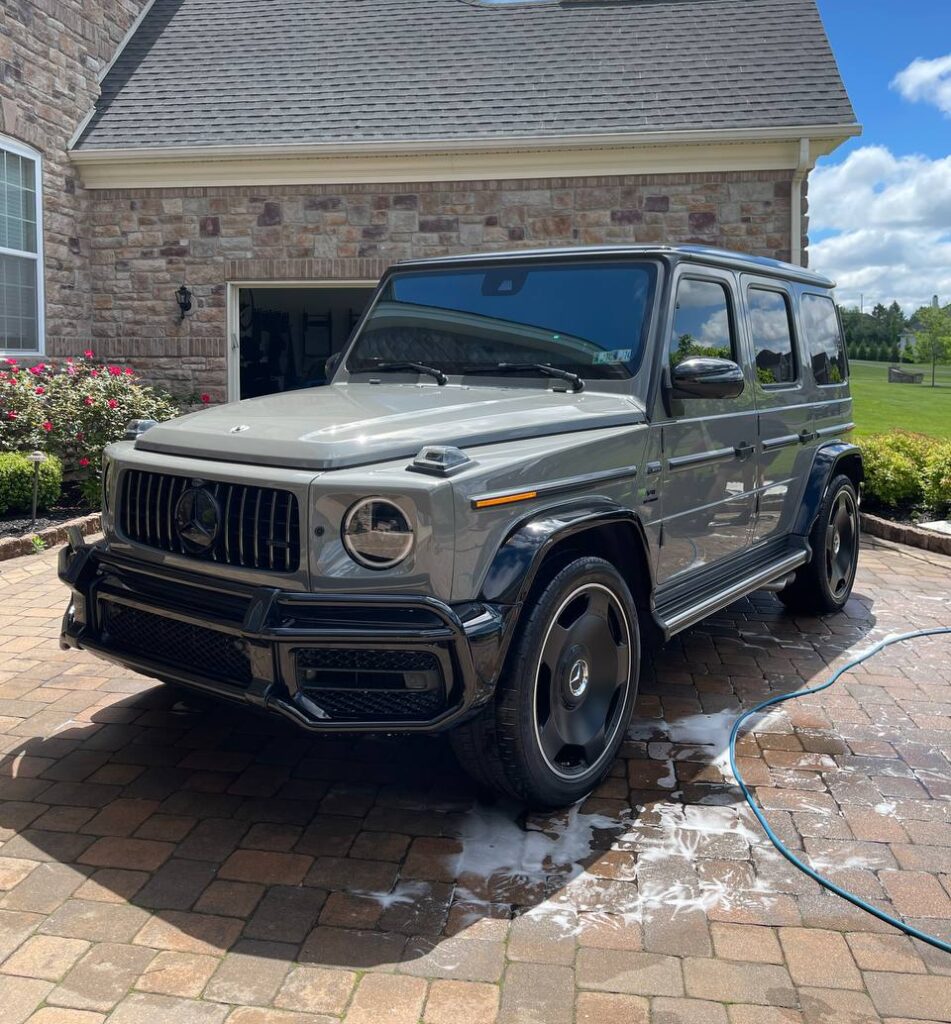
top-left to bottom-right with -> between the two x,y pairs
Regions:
669,278 -> 735,368
801,293 -> 847,385
748,287 -> 797,386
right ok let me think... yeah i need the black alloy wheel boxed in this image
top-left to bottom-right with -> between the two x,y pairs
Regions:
533,582 -> 632,780
450,556 -> 641,807
779,473 -> 860,614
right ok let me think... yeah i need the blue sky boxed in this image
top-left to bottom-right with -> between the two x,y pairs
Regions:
817,0 -> 951,163
804,2 -> 950,311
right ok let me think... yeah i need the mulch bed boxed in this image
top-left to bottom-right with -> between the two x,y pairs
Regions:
0,482 -> 101,561
0,482 -> 93,540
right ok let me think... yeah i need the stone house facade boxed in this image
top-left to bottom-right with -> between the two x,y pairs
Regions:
3,0 -> 858,402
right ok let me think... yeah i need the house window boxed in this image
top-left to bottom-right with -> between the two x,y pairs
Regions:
0,136 -> 43,355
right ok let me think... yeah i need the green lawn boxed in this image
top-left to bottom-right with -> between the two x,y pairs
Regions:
847,360 -> 951,438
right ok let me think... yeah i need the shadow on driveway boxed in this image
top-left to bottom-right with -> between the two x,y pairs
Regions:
0,590 -> 880,975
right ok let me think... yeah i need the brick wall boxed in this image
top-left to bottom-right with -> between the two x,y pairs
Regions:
0,0 -> 151,348
77,169 -> 806,398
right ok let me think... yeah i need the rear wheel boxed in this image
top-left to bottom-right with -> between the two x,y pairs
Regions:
779,474 -> 859,614
451,556 -> 640,808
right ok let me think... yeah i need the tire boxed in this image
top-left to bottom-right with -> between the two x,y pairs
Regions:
451,556 -> 640,808
779,473 -> 859,615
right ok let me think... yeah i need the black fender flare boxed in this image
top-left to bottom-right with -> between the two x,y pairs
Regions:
792,440 -> 864,537
479,499 -> 653,607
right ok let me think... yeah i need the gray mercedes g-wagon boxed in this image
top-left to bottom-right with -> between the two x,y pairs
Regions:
59,245 -> 862,807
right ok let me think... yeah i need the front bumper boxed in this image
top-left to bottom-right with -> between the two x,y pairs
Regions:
58,536 -> 509,733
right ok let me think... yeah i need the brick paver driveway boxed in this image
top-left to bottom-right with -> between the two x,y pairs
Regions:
0,537 -> 949,1024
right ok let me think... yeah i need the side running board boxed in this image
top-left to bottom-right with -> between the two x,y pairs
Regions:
655,548 -> 810,638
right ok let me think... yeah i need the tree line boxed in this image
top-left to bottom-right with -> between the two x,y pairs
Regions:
839,300 -> 950,375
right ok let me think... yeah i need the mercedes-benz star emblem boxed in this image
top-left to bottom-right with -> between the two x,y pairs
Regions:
568,658 -> 590,698
175,487 -> 221,555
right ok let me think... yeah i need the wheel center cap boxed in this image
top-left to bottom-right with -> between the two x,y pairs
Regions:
832,531 -> 841,555
568,658 -> 590,698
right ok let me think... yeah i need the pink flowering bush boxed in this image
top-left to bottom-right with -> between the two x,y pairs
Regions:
0,353 -> 180,507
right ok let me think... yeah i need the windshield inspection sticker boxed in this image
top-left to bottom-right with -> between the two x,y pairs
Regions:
593,349 -> 633,364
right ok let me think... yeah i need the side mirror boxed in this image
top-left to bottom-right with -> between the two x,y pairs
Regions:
325,352 -> 342,380
670,357 -> 745,400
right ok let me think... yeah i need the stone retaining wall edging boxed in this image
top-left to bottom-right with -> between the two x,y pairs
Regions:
0,512 -> 102,562
861,512 -> 951,557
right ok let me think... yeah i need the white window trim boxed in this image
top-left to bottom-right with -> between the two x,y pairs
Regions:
0,133 -> 44,358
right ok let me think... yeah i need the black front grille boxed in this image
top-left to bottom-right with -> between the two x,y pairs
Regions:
296,647 -> 446,722
100,601 -> 253,686
297,649 -> 441,673
118,470 -> 301,573
309,689 -> 445,721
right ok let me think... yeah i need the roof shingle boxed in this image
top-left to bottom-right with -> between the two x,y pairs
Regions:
75,0 -> 857,151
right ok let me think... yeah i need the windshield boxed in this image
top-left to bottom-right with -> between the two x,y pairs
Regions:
346,261 -> 657,382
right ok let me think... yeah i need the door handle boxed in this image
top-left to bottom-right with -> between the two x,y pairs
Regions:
734,443 -> 755,460
798,429 -> 818,444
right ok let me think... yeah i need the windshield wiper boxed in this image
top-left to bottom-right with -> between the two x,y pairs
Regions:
371,361 -> 448,386
494,363 -> 585,393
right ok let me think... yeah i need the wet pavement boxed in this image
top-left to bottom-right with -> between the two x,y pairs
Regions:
0,536 -> 949,1024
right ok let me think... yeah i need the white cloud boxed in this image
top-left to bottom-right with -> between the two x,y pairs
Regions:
891,53 -> 951,118
807,146 -> 951,313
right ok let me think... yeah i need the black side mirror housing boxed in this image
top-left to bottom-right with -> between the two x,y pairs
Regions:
670,357 -> 745,400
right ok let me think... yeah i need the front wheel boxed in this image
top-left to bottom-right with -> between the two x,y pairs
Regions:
779,474 -> 859,614
451,556 -> 640,808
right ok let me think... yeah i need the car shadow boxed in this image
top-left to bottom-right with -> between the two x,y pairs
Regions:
0,590 -> 880,972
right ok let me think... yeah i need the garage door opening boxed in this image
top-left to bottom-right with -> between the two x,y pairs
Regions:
233,284 -> 375,400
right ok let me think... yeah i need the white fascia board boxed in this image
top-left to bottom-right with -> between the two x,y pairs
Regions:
70,124 -> 861,189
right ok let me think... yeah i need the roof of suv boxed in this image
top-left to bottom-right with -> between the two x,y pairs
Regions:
396,245 -> 836,288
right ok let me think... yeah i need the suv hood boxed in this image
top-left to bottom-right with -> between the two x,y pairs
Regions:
135,384 -> 646,470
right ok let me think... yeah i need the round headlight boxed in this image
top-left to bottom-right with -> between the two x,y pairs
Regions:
342,497 -> 414,569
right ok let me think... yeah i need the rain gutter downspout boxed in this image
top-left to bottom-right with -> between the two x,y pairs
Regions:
790,137 -> 811,267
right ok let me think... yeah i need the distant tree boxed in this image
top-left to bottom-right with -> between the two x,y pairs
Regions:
886,301 -> 906,344
913,306 -> 951,386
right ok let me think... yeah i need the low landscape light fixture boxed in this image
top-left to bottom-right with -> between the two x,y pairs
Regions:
26,450 -> 47,532
176,283 -> 193,320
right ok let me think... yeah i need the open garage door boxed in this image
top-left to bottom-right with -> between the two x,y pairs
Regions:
231,284 -> 375,400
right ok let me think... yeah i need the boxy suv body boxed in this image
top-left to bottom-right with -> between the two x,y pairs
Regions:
59,246 -> 862,806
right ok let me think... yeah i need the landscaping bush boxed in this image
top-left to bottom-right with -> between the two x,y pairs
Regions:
0,452 -> 63,517
922,443 -> 951,517
860,431 -> 951,517
859,433 -> 924,507
0,352 -> 182,508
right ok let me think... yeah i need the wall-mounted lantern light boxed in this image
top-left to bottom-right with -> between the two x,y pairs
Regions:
176,283 -> 193,321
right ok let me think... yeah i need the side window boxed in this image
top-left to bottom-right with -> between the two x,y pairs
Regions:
748,287 -> 797,386
801,293 -> 848,385
669,278 -> 735,368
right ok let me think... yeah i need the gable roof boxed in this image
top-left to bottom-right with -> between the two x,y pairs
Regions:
74,0 -> 856,152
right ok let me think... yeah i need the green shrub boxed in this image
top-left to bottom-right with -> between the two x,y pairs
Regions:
860,434 -> 923,507
884,430 -> 931,462
0,352 -> 181,509
0,453 -> 63,516
922,442 -> 951,517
